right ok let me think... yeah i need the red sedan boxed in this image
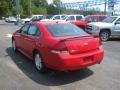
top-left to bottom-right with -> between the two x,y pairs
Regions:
12,21 -> 104,72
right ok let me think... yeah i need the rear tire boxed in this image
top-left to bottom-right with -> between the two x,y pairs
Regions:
34,51 -> 47,73
100,30 -> 110,41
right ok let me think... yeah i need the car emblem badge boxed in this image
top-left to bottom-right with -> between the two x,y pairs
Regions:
84,42 -> 88,46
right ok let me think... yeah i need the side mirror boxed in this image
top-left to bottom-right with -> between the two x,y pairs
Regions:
115,21 -> 120,25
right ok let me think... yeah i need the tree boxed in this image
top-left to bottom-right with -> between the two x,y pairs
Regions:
0,0 -> 64,18
47,4 -> 59,14
53,0 -> 60,6
31,0 -> 48,15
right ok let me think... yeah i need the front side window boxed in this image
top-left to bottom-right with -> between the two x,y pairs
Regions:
28,25 -> 40,36
53,16 -> 60,20
38,16 -> 43,20
76,16 -> 82,20
62,16 -> 68,20
67,16 -> 75,21
46,24 -> 87,37
61,15 -> 66,19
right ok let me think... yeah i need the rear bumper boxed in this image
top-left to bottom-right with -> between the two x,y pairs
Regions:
47,47 -> 104,71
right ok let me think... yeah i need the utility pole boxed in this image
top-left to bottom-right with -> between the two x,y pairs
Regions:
16,0 -> 20,20
29,0 -> 32,17
104,0 -> 107,14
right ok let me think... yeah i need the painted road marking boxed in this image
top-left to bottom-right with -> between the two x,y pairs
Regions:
5,34 -> 12,38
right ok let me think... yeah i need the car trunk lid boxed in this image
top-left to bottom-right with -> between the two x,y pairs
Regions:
63,36 -> 100,54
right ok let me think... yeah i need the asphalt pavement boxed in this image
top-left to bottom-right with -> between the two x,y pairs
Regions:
0,20 -> 120,90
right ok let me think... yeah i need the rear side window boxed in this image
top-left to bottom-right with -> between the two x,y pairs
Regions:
76,16 -> 82,20
28,25 -> 40,36
46,24 -> 87,37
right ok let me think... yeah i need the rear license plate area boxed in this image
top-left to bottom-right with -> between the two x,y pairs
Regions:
84,56 -> 93,62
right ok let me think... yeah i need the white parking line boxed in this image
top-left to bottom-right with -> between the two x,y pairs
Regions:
5,34 -> 12,38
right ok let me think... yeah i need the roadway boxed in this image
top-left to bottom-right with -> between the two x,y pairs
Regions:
0,20 -> 120,90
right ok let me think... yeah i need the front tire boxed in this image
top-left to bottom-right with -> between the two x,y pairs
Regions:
34,51 -> 47,72
100,30 -> 110,41
12,40 -> 17,52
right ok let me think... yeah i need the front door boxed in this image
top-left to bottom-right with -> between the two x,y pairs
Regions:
18,24 -> 30,51
23,24 -> 40,58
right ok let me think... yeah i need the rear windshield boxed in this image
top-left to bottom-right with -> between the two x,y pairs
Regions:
46,24 -> 87,37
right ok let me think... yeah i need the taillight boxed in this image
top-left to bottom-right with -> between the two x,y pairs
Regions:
93,35 -> 102,46
51,42 -> 68,54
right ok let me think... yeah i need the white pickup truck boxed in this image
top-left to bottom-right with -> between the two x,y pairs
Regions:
41,15 -> 66,21
87,16 -> 120,41
61,15 -> 84,21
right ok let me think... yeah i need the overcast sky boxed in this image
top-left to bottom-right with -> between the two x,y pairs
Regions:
47,0 -> 120,14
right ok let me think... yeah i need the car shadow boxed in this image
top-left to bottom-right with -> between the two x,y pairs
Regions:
109,38 -> 120,41
5,47 -> 94,86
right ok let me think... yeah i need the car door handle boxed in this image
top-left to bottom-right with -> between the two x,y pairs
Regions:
24,38 -> 31,41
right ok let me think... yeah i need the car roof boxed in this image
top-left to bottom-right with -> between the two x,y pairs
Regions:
67,14 -> 84,16
32,15 -> 43,17
33,21 -> 70,25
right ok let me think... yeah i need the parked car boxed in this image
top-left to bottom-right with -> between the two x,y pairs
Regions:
12,21 -> 104,72
84,15 -> 107,22
41,15 -> 66,21
5,17 -> 9,22
71,15 -> 107,30
31,15 -> 44,21
21,18 -> 31,24
87,16 -> 120,41
62,14 -> 85,21
43,15 -> 53,19
21,15 -> 43,24
5,16 -> 17,23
